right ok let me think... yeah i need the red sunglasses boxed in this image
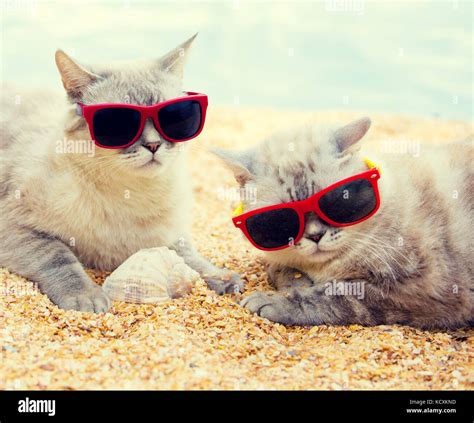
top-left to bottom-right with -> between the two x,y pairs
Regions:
76,91 -> 208,149
232,167 -> 381,251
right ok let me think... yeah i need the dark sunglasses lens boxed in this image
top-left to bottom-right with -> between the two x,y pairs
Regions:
92,108 -> 141,147
158,100 -> 201,140
245,208 -> 300,249
318,179 -> 377,224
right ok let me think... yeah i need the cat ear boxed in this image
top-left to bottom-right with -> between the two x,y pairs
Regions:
55,49 -> 99,98
211,147 -> 256,186
334,117 -> 371,153
158,33 -> 198,79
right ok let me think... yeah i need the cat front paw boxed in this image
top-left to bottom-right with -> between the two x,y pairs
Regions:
268,266 -> 314,291
241,291 -> 295,324
55,285 -> 111,313
205,270 -> 245,295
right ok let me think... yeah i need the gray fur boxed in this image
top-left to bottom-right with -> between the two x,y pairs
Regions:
0,35 -> 243,313
216,118 -> 473,329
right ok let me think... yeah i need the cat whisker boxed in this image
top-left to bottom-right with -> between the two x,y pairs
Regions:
352,232 -> 422,278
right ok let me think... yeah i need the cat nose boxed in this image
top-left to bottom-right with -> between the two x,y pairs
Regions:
307,230 -> 326,244
304,213 -> 328,243
140,120 -> 162,152
143,143 -> 160,153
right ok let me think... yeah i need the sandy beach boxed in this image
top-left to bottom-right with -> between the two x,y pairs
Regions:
0,107 -> 472,390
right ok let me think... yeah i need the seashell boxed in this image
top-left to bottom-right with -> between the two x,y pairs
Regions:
102,247 -> 200,304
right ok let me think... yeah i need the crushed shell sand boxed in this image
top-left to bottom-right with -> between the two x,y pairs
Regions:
1,108 -> 473,390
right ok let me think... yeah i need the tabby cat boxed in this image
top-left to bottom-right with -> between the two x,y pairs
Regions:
215,118 -> 473,329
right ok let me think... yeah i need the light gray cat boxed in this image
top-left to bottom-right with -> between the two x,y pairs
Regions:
0,35 -> 243,312
215,118 -> 473,329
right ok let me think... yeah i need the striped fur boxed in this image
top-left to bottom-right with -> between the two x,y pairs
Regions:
217,119 -> 473,329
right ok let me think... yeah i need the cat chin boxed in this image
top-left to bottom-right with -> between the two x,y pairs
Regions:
141,158 -> 161,168
136,161 -> 166,174
301,249 -> 337,263
273,243 -> 338,264
302,243 -> 346,262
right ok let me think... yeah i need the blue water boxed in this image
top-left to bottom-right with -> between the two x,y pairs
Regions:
1,0 -> 472,120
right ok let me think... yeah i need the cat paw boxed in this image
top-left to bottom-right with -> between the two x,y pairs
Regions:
241,291 -> 294,324
55,285 -> 111,313
205,271 -> 245,295
268,267 -> 314,291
